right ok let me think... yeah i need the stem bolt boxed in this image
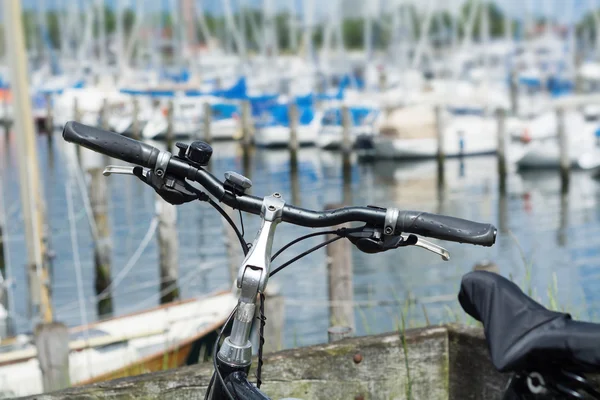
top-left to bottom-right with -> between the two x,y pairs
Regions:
268,205 -> 276,211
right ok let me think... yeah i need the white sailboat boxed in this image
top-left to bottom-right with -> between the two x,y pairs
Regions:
0,290 -> 237,398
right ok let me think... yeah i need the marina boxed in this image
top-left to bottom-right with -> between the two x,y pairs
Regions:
2,0 -> 600,397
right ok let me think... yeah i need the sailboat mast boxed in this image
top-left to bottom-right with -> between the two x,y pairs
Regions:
116,0 -> 125,70
288,0 -> 297,53
303,0 -> 314,62
96,0 -> 106,66
364,3 -> 373,62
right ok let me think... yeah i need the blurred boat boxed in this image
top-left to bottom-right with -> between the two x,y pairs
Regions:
372,105 -> 498,159
254,104 -> 322,147
0,290 -> 236,398
317,106 -> 381,150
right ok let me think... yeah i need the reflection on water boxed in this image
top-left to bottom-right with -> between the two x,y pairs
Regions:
1,131 -> 599,347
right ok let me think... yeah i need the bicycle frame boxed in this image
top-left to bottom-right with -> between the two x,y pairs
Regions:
206,193 -> 285,400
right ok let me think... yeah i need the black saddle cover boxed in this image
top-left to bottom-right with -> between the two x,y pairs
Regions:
458,271 -> 600,373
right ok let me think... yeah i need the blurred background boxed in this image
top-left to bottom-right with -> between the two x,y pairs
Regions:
2,0 -> 600,396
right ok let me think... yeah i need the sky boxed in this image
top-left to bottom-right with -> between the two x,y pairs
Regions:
15,0 -> 598,24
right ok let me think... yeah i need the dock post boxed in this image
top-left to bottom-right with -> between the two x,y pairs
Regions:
132,98 -> 140,139
89,166 -> 113,317
101,98 -> 109,130
241,99 -> 252,147
341,106 -> 352,204
288,102 -> 299,164
262,283 -> 285,353
241,100 -> 252,177
156,197 -> 179,304
35,322 -> 70,392
203,102 -> 212,143
557,107 -> 570,192
496,108 -> 507,193
45,93 -> 53,136
509,69 -> 518,116
166,100 -> 174,152
325,203 -> 355,342
222,207 -> 243,284
378,69 -> 387,91
435,104 -> 445,187
73,98 -> 82,162
2,94 -> 9,138
5,0 -> 53,325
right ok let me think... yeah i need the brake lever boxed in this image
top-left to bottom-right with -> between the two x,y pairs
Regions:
342,226 -> 450,261
103,165 -> 149,178
102,165 -> 206,205
401,234 -> 450,261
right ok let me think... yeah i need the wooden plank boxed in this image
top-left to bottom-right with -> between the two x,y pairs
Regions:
20,326 -> 450,400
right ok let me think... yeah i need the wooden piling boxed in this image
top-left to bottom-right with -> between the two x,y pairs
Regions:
325,204 -> 355,338
288,102 -> 299,161
156,198 -> 179,304
241,100 -> 252,178
288,102 -> 299,200
262,283 -> 285,353
435,105 -> 445,187
35,323 -> 70,391
509,70 -> 518,115
222,207 -> 243,284
557,107 -> 570,192
2,95 -> 9,138
101,98 -> 109,130
203,102 -> 212,143
89,167 -> 113,317
35,322 -> 70,392
166,100 -> 174,152
5,0 -> 53,324
558,189 -> 569,247
289,154 -> 300,206
241,99 -> 252,147
45,93 -> 53,135
341,106 -> 352,204
73,98 -> 82,162
496,108 -> 507,193
132,98 -> 140,139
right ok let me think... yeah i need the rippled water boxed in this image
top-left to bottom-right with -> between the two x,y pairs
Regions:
1,130 -> 598,349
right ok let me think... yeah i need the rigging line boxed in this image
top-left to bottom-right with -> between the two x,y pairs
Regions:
68,148 -> 99,242
54,261 -> 225,315
65,181 -> 93,380
95,216 -> 159,300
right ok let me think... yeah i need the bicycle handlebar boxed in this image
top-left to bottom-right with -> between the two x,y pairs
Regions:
62,121 -> 497,247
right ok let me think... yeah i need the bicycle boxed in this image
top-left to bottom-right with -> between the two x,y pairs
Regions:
62,121 -> 500,399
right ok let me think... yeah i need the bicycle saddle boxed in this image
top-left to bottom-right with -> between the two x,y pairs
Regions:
458,271 -> 600,373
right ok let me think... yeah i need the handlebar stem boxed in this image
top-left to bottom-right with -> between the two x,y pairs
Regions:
217,193 -> 285,368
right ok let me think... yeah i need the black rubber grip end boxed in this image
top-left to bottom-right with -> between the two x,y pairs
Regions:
62,121 -> 159,167
397,211 -> 497,247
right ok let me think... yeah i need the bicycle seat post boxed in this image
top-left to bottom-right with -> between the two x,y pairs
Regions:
217,193 -> 285,369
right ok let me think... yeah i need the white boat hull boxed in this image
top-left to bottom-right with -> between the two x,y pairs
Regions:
373,116 -> 498,159
254,125 -> 319,147
0,291 -> 236,397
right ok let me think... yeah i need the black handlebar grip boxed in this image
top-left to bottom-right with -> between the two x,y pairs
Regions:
397,211 -> 497,247
62,121 -> 160,168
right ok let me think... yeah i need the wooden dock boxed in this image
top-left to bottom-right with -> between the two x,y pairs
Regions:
18,324 -> 594,400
